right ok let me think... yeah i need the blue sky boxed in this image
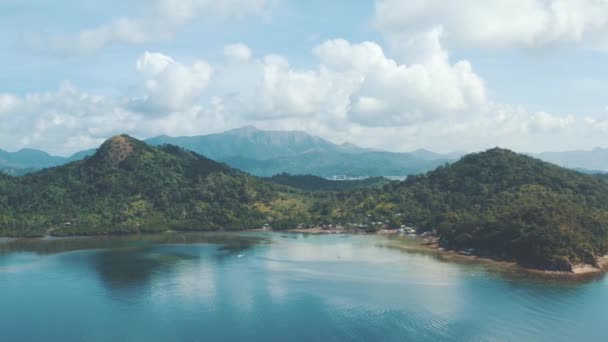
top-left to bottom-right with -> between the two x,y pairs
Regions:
1,0 -> 607,155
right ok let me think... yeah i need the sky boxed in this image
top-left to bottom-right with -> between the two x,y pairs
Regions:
1,0 -> 608,156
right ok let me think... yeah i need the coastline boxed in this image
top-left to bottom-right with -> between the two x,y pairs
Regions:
283,227 -> 401,235
245,228 -> 608,277
3,227 -> 607,278
415,237 -> 608,278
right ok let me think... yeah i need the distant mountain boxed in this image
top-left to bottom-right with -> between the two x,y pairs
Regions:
0,148 -> 65,169
146,127 -> 454,177
408,149 -> 465,161
66,148 -> 96,162
1,127 -> 456,177
535,148 -> 608,171
146,126 -> 365,160
8,128 -> 608,178
222,151 -> 450,177
0,148 -> 96,175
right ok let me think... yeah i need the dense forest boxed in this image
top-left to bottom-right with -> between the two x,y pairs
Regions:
2,137 -> 608,271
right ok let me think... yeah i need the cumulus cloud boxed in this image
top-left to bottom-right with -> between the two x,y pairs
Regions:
313,35 -> 486,126
0,40 -> 596,155
0,81 -> 239,155
224,43 -> 253,62
584,115 -> 608,133
527,111 -> 576,133
32,0 -> 277,54
374,0 -> 608,50
131,51 -> 212,113
0,94 -> 20,115
0,82 -> 139,153
210,35 -> 486,127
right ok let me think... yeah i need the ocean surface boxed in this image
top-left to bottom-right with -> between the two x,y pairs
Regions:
1,232 -> 607,341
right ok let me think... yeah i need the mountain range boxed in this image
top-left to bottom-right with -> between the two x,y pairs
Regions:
0,147 -> 91,176
1,126 -> 455,177
3,126 -> 608,177
146,126 -> 459,176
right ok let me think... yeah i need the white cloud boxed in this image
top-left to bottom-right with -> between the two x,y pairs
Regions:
0,81 -> 237,155
0,94 -> 20,115
583,115 -> 608,133
33,0 -> 277,54
207,52 -> 336,120
0,39 -> 598,155
224,43 -> 253,62
526,111 -> 576,133
245,54 -> 334,118
313,35 -> 486,126
374,0 -> 608,50
0,82 -> 140,154
196,36 -> 487,127
132,51 -> 212,113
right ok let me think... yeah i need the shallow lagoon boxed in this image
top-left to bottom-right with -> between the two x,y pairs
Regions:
1,232 -> 607,341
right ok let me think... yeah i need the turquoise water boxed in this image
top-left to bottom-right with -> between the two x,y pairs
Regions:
1,232 -> 607,341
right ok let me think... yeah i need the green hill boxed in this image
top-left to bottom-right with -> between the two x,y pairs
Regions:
0,135 -> 316,237
333,148 -> 608,271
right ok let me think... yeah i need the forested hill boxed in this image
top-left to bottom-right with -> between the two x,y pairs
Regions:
337,148 -> 608,271
0,135 -> 316,236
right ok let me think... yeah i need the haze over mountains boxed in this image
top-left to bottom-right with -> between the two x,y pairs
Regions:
0,149 -> 86,176
2,126 -> 608,177
533,149 -> 608,173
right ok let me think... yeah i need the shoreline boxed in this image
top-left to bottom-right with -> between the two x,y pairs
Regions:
416,237 -> 608,278
3,228 -> 607,278
277,228 -> 608,277
283,227 -> 401,235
